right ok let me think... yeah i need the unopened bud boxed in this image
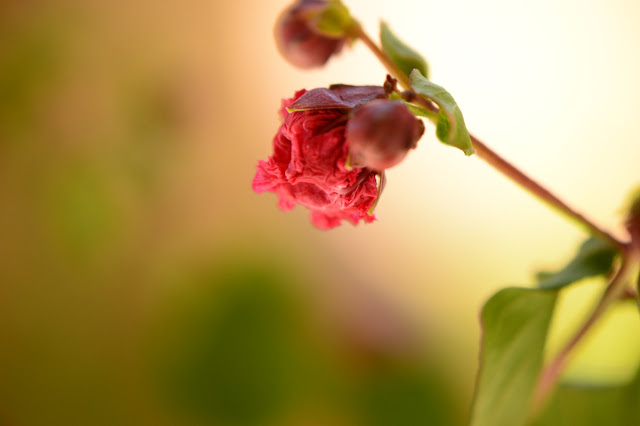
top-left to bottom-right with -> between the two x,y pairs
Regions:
274,0 -> 350,69
346,100 -> 424,171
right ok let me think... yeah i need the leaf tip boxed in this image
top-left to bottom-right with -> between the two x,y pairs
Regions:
408,68 -> 424,91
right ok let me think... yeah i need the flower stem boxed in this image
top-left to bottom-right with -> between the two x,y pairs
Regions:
353,15 -> 636,422
531,254 -> 635,415
352,24 -> 412,90
353,23 -> 626,251
470,135 -> 625,251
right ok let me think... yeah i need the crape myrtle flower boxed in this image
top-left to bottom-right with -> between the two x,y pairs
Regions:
252,84 -> 423,229
274,0 -> 353,69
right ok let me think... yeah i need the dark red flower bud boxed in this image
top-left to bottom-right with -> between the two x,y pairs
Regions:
346,100 -> 424,171
274,0 -> 349,69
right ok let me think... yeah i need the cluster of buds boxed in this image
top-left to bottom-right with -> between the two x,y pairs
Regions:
255,0 -> 425,229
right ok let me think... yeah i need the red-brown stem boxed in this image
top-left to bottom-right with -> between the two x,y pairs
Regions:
531,254 -> 634,414
353,20 -> 635,416
352,24 -> 412,90
353,23 -> 626,252
620,286 -> 639,301
470,135 -> 625,251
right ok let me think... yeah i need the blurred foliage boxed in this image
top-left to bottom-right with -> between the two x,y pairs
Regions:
0,12 -> 59,143
148,257 -> 463,426
532,369 -> 640,426
354,365 -> 458,426
149,260 -> 312,425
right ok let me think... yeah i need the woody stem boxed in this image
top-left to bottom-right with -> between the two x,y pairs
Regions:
352,24 -> 412,91
531,253 -> 635,414
353,24 -> 626,251
469,135 -> 624,250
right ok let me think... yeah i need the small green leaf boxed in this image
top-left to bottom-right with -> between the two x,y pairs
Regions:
311,0 -> 354,38
435,110 -> 450,142
537,237 -> 619,290
409,69 -> 474,155
470,287 -> 558,426
380,22 -> 429,80
404,103 -> 438,120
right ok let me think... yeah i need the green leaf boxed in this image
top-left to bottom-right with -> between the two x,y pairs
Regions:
470,287 -> 558,426
409,69 -> 474,155
355,366 -> 459,426
380,22 -> 429,80
531,369 -> 640,426
537,237 -> 619,290
404,103 -> 438,120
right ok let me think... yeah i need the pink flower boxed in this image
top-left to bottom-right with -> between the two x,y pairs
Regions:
253,85 -> 386,229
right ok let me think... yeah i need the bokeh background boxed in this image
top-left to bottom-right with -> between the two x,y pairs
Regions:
1,0 -> 640,424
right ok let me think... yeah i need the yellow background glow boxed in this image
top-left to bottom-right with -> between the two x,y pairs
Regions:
1,0 -> 639,424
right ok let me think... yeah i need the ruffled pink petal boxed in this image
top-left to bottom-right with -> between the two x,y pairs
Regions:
253,88 -> 381,229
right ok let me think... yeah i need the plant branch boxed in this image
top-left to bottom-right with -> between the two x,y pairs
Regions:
351,24 -> 411,90
531,254 -> 634,414
620,285 -> 639,301
469,135 -> 625,251
353,23 -> 626,251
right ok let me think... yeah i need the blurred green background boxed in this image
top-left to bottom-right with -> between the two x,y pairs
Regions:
1,0 -> 639,425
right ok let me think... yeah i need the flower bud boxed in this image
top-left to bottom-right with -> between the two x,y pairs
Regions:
346,100 -> 424,171
274,0 -> 349,69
